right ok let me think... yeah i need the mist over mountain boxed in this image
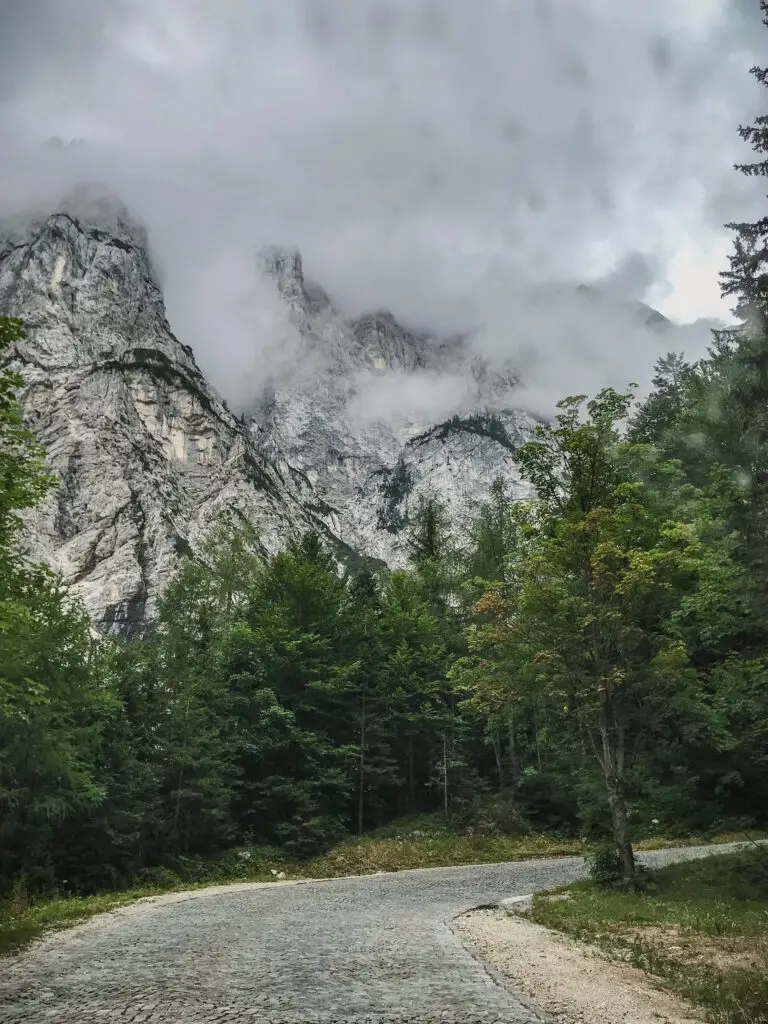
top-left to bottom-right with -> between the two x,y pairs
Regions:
0,1 -> 763,408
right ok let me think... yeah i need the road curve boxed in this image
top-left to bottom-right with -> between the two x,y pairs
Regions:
0,844 -> 740,1024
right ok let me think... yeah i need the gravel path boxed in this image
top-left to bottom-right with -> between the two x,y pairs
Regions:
455,911 -> 705,1024
0,844 -> 739,1024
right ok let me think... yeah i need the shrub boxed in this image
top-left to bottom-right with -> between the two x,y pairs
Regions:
452,790 -> 528,836
586,843 -> 657,892
586,843 -> 624,886
274,815 -> 348,859
136,866 -> 182,889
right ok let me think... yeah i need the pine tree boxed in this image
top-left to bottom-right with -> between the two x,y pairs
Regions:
464,477 -> 519,588
720,0 -> 768,326
405,493 -> 456,613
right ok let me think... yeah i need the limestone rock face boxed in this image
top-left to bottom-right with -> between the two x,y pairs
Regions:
248,243 -> 537,567
0,198 -> 334,632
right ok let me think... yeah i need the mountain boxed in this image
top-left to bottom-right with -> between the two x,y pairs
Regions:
0,193 -> 346,632
249,244 -> 539,566
0,192 -> 667,631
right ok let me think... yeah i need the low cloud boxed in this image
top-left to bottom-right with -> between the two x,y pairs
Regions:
0,0 -> 764,417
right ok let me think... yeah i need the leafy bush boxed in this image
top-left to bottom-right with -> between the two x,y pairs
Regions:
452,790 -> 529,836
586,843 -> 656,892
136,866 -> 182,889
274,815 -> 348,859
586,843 -> 624,886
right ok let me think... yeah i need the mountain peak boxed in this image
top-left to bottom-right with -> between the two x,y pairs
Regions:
60,183 -> 146,242
258,245 -> 306,305
0,184 -> 148,254
0,196 -> 172,372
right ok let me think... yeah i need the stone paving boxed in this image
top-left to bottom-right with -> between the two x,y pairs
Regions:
0,845 -> 737,1024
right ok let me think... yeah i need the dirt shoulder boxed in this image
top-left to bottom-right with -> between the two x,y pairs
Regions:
453,908 -> 705,1024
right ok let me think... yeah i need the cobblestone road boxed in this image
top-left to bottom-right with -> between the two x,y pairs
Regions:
0,845 -> 736,1024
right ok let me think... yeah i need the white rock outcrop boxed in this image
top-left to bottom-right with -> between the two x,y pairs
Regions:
0,194 -> 338,631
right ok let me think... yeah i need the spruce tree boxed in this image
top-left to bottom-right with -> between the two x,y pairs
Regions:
720,0 -> 768,326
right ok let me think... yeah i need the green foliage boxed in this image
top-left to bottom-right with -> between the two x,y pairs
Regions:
463,476 -> 520,587
586,843 -> 656,892
0,318 -> 112,894
433,413 -> 516,451
404,491 -> 456,605
585,843 -> 625,886
458,385 -> 766,878
0,446 -> 481,895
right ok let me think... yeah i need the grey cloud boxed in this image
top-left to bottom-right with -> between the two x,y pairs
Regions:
0,0 -> 119,101
0,0 -> 764,411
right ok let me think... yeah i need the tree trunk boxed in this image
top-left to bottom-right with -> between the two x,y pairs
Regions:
173,763 -> 186,856
507,707 -> 517,785
599,692 -> 634,878
442,733 -> 449,817
490,725 -> 504,787
357,687 -> 366,835
408,732 -> 416,812
606,774 -> 635,878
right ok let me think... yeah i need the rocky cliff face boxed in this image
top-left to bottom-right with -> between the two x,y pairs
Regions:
0,193 -> 666,630
0,194 -> 342,631
248,244 -> 539,567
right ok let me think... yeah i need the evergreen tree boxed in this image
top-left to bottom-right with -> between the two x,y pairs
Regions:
405,492 -> 457,612
720,0 -> 768,327
464,477 -> 520,588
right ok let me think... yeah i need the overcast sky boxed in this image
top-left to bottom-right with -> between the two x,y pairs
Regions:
0,0 -> 765,410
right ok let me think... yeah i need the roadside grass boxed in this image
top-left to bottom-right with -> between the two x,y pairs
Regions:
294,829 -> 581,877
2,816 -> 763,961
531,846 -> 768,1024
635,830 -> 766,852
298,820 -> 766,878
0,886 -> 162,958
0,870 -> 278,959
0,827 -> 580,956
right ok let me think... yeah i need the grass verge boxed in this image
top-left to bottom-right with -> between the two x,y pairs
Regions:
295,829 -> 581,877
0,830 -> 577,957
0,871 -> 278,959
1,888 -> 160,959
531,845 -> 768,1024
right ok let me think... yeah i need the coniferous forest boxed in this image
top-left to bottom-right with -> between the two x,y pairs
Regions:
3,7 -> 768,900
